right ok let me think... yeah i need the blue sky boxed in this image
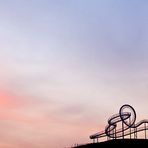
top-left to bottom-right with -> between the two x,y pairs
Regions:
0,0 -> 148,147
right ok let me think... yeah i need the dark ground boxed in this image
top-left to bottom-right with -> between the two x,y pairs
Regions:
73,139 -> 148,148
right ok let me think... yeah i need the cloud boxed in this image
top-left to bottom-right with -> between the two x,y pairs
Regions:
0,90 -> 23,108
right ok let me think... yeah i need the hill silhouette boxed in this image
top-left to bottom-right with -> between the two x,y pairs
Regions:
74,139 -> 148,148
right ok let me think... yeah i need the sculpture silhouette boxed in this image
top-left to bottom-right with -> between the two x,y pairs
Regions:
90,104 -> 148,141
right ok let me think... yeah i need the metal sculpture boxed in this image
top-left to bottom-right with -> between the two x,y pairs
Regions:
90,104 -> 148,142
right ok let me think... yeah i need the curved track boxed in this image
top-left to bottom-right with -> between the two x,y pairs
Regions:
90,104 -> 148,140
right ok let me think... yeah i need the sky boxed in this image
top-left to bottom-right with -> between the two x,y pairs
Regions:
0,0 -> 148,147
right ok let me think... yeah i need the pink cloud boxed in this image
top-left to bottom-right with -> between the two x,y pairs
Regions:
0,89 -> 40,124
0,89 -> 103,148
0,90 -> 20,108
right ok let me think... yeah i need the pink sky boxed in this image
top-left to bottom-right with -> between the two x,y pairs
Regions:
0,0 -> 148,148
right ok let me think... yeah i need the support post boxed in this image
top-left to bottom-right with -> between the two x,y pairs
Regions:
129,117 -> 131,139
145,123 -> 147,139
115,127 -> 116,139
134,128 -> 136,139
134,127 -> 137,139
122,121 -> 124,139
108,126 -> 110,140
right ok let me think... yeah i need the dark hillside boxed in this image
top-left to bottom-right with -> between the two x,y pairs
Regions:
74,139 -> 148,148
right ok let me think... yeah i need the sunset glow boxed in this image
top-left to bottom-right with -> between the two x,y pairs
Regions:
0,0 -> 148,147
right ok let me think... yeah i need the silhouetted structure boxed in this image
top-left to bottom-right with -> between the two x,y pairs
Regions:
74,139 -> 148,148
90,104 -> 148,142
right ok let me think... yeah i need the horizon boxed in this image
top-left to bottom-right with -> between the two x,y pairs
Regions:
0,0 -> 148,148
